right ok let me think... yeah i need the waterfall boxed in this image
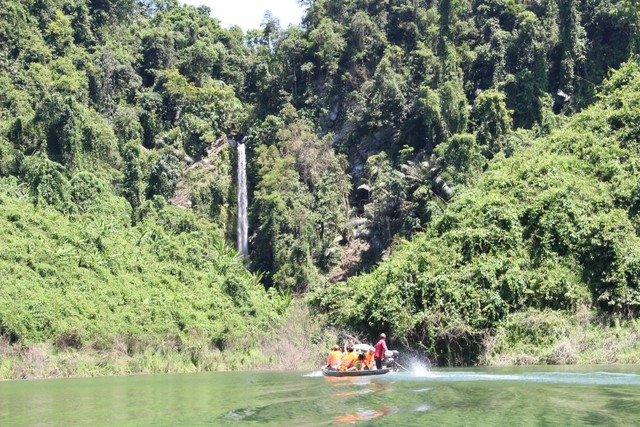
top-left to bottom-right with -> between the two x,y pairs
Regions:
237,141 -> 249,258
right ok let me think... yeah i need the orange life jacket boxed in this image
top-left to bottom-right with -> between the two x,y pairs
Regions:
327,350 -> 342,367
364,352 -> 375,368
339,352 -> 357,371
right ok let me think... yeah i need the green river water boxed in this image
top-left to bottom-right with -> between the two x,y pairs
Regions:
1,365 -> 639,426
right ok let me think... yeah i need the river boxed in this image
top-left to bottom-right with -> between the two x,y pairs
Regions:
1,365 -> 639,426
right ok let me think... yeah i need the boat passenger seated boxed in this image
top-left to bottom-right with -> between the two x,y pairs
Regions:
339,346 -> 357,371
350,353 -> 366,371
326,345 -> 342,370
364,347 -> 376,370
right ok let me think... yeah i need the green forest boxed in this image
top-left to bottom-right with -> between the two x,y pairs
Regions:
1,0 -> 640,377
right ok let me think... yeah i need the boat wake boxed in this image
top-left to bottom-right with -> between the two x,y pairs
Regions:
390,369 -> 640,385
397,356 -> 432,377
406,360 -> 431,376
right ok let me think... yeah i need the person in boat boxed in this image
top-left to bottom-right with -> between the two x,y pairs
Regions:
339,346 -> 358,371
363,346 -> 376,370
351,353 -> 366,371
326,345 -> 343,370
374,333 -> 388,370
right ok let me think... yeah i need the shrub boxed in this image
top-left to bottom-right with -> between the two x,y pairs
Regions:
23,154 -> 70,210
146,152 -> 181,199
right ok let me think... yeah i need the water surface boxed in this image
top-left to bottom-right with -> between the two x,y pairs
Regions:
1,365 -> 639,426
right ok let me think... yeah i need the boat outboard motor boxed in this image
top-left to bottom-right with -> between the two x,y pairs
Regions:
384,349 -> 401,370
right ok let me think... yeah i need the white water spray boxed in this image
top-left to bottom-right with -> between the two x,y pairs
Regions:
403,357 -> 432,377
237,141 -> 249,258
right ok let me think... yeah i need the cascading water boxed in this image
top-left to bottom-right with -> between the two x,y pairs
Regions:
237,140 -> 249,258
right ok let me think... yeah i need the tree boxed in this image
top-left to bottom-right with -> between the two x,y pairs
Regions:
146,152 -> 181,200
137,91 -> 164,148
556,0 -> 586,104
260,11 -> 282,50
435,133 -> 484,186
45,10 -> 74,56
439,79 -> 469,137
38,95 -> 83,171
112,106 -> 143,144
417,85 -> 446,149
156,68 -> 197,124
275,27 -> 308,97
251,144 -> 314,289
503,11 -> 550,128
346,11 -> 386,66
622,0 -> 640,58
23,153 -> 70,209
88,0 -> 140,28
251,116 -> 351,288
179,40 -> 221,86
88,49 -> 142,114
356,152 -> 417,259
362,49 -> 410,129
140,28 -> 176,86
472,89 -> 512,155
120,140 -> 144,212
279,119 -> 351,266
309,18 -> 345,77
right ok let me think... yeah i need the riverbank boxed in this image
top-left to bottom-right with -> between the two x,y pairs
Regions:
2,303 -> 640,380
0,301 -> 335,380
482,307 -> 640,366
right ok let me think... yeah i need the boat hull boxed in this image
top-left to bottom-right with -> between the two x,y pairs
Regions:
322,368 -> 390,377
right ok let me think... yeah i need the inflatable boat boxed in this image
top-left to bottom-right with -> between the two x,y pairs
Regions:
322,368 -> 390,377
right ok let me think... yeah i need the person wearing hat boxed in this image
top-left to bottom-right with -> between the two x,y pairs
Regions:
326,345 -> 343,370
374,333 -> 388,369
363,346 -> 376,370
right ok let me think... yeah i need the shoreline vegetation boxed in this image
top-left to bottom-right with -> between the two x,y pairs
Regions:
0,301 -> 338,380
482,307 -> 640,366
3,304 -> 640,380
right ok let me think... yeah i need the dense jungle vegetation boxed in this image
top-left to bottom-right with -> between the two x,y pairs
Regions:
1,0 -> 640,375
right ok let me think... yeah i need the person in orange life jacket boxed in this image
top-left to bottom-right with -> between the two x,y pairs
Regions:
374,333 -> 388,370
351,353 -> 366,371
364,347 -> 375,370
326,345 -> 342,370
339,346 -> 358,371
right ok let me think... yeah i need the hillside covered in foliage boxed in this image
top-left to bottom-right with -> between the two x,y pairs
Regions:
0,0 -> 289,376
1,0 -> 640,373
313,62 -> 640,364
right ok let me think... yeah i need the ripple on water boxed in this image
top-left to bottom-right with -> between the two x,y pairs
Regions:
223,408 -> 257,421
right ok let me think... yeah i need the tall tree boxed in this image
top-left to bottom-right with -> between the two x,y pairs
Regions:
556,0 -> 586,102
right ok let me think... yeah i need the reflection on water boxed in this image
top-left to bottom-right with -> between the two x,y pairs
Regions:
334,404 -> 394,424
1,366 -> 640,426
